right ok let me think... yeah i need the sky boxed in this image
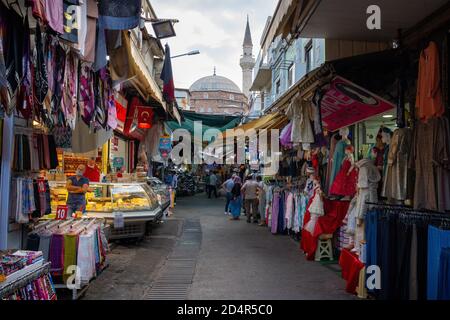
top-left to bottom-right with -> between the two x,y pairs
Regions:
151,0 -> 278,90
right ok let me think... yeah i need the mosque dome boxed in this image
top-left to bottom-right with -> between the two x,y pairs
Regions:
190,74 -> 242,94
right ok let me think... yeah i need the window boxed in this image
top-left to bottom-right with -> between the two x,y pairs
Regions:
275,78 -> 281,96
230,94 -> 234,100
207,107 -> 212,113
288,63 -> 295,88
200,107 -> 205,112
203,93 -> 209,99
305,40 -> 313,73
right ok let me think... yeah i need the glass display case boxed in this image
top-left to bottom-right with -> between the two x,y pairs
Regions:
48,182 -> 162,221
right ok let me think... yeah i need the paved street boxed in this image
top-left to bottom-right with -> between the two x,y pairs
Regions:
84,193 -> 353,300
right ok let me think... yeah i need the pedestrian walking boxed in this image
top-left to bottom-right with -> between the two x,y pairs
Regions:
256,176 -> 267,226
241,175 -> 259,223
221,174 -> 235,215
205,172 -> 211,196
208,171 -> 218,198
229,176 -> 242,220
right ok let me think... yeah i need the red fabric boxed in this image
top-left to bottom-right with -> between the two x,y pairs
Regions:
84,165 -> 100,182
329,159 -> 358,196
339,249 -> 365,294
300,199 -> 350,260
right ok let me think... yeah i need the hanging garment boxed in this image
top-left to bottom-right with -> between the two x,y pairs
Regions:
271,192 -> 280,234
410,118 -> 440,211
61,52 -> 78,129
98,0 -> 142,30
434,117 -> 450,212
0,4 -> 8,112
280,121 -> 293,148
34,24 -> 49,108
437,248 -> 450,300
427,226 -> 450,300
382,128 -> 413,201
17,16 -> 33,120
354,159 -> 381,220
45,0 -> 64,34
107,30 -> 137,83
416,41 -> 445,122
329,138 -> 349,192
81,0 -> 98,62
4,6 -> 24,114
285,97 -> 315,145
79,62 -> 95,125
329,157 -> 358,197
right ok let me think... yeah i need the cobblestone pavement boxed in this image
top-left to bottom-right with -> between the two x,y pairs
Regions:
82,193 -> 354,300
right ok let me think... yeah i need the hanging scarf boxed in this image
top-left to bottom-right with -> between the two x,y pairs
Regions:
79,62 -> 95,125
4,7 -> 24,115
17,16 -> 33,119
61,52 -> 78,129
0,4 -> 9,113
51,42 -> 66,116
33,24 -> 49,108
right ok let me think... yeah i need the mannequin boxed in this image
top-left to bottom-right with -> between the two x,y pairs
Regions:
345,148 -> 381,254
329,145 -> 358,200
329,127 -> 351,191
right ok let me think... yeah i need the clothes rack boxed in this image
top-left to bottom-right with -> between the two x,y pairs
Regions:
0,262 -> 51,299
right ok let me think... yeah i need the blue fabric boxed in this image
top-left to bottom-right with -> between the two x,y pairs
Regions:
229,196 -> 241,218
365,209 -> 378,274
277,192 -> 285,233
98,0 -> 141,30
329,140 -> 347,188
427,226 -> 450,300
438,248 -> 450,300
225,192 -> 232,213
93,21 -> 107,71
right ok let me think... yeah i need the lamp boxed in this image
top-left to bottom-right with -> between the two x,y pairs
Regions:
149,19 -> 178,39
171,50 -> 200,59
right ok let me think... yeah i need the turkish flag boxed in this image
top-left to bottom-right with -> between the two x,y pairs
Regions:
137,107 -> 154,127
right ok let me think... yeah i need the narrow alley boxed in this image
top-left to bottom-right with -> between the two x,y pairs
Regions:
84,194 -> 352,300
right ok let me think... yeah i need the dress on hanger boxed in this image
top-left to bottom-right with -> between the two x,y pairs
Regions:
329,138 -> 349,191
285,97 -> 314,145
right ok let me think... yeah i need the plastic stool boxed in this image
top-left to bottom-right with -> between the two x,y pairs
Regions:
315,234 -> 334,261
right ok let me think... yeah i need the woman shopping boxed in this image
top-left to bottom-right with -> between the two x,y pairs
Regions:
229,176 -> 243,220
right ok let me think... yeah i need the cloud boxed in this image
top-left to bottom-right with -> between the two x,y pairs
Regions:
151,0 -> 278,90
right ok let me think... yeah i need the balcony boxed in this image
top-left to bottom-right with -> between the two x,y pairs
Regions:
250,53 -> 271,92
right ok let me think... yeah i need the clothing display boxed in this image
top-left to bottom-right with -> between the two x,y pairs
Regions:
382,128 -> 413,201
329,156 -> 358,197
26,219 -> 108,286
365,206 -> 450,300
415,41 -> 445,121
410,117 -> 450,211
329,138 -> 350,192
285,96 -> 314,145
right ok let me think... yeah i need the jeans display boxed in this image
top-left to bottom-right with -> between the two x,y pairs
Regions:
365,205 -> 450,300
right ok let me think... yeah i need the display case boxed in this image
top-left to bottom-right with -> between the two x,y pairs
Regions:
48,181 -> 163,223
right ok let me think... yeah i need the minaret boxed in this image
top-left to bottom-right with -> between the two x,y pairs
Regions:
240,15 -> 255,99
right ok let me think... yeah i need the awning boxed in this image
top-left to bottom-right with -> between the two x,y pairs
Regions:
261,0 -> 297,54
226,113 -> 288,137
296,0 -> 449,41
250,64 -> 271,91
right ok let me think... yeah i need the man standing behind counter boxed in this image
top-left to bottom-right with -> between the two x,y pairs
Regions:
66,164 -> 90,216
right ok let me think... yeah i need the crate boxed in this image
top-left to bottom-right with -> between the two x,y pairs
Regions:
109,221 -> 146,240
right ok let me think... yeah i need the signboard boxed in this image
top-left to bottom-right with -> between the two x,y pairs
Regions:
320,76 -> 395,132
56,205 -> 69,220
159,136 -> 172,158
113,157 -> 125,169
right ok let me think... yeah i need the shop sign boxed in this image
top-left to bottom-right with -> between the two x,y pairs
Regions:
320,76 -> 395,132
56,205 -> 69,220
159,136 -> 172,158
113,157 -> 125,169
